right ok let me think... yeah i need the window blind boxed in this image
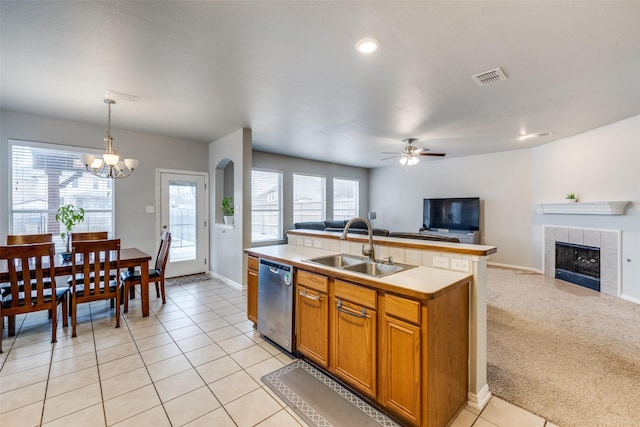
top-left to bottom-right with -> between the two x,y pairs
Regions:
9,140 -> 114,252
333,178 -> 359,220
251,169 -> 283,243
293,173 -> 326,223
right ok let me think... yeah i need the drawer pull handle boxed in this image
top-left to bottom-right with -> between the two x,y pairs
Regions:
299,288 -> 321,301
336,299 -> 366,318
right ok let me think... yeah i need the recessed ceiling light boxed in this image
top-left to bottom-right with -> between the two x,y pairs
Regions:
356,37 -> 379,54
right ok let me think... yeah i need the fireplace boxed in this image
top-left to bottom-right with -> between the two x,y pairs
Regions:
544,226 -> 619,297
555,242 -> 601,291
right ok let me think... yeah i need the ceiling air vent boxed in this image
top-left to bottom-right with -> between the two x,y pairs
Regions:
472,67 -> 508,86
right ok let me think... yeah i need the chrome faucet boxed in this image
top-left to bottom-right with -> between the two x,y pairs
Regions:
340,217 -> 375,261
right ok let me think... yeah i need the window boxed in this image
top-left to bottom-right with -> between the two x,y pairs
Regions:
333,178 -> 359,220
9,140 -> 114,253
293,173 -> 326,223
251,169 -> 283,243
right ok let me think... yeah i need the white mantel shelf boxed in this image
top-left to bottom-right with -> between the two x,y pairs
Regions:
538,201 -> 630,215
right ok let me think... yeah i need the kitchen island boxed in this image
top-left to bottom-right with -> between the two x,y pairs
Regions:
245,241 -> 479,427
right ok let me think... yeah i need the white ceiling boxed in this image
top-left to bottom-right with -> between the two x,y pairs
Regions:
1,1 -> 639,168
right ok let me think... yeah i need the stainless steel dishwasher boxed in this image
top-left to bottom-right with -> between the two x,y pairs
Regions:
257,258 -> 295,353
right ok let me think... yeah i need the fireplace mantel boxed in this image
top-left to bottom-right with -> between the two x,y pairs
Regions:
538,201 -> 630,215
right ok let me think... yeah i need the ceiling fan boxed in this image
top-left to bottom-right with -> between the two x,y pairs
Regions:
381,138 -> 446,166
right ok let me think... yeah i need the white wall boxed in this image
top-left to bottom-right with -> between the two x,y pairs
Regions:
209,129 -> 252,285
370,149 -> 534,268
531,115 -> 640,301
0,110 -> 209,259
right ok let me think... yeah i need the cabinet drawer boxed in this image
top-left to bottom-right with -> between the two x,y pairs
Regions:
334,280 -> 376,310
297,270 -> 329,293
248,256 -> 258,271
385,294 -> 421,325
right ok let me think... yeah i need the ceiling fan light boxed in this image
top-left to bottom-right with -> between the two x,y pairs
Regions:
399,156 -> 408,165
408,156 -> 419,166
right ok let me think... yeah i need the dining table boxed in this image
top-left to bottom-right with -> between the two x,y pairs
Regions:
0,247 -> 153,317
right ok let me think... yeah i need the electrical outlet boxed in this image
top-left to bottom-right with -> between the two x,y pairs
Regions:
296,238 -> 303,246
433,256 -> 449,269
145,205 -> 154,213
451,259 -> 470,272
304,239 -> 312,247
313,239 -> 322,248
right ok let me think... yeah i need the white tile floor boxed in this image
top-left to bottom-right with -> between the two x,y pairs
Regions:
0,277 -> 559,427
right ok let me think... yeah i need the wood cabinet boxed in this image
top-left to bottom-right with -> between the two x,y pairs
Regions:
331,280 -> 377,398
381,294 -> 422,425
295,270 -> 329,367
247,256 -> 258,324
248,257 -> 470,427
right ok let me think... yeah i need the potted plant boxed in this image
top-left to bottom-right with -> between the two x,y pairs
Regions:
565,193 -> 578,202
55,204 -> 85,258
222,196 -> 234,225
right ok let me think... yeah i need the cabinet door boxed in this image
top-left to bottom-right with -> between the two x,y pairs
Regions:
296,285 -> 329,367
246,256 -> 259,324
247,268 -> 258,324
332,297 -> 377,398
382,315 -> 421,425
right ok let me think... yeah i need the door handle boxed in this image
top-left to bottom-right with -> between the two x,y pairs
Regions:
162,225 -> 167,229
336,299 -> 366,318
299,288 -> 321,301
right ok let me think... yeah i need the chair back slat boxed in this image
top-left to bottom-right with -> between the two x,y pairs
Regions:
71,239 -> 120,301
7,234 -> 53,245
71,231 -> 109,241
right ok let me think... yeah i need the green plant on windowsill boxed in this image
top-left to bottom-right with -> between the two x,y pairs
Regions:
565,193 -> 578,202
55,204 -> 85,256
222,196 -> 234,225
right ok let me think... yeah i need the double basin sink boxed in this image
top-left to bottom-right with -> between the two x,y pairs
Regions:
304,253 -> 416,278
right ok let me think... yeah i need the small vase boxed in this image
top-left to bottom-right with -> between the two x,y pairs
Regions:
565,199 -> 577,203
223,216 -> 234,225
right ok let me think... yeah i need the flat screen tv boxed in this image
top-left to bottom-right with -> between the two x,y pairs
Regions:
423,197 -> 480,231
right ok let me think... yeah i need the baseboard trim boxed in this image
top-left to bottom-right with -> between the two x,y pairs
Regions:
487,262 -> 542,274
209,271 -> 243,290
621,294 -> 640,305
467,384 -> 492,410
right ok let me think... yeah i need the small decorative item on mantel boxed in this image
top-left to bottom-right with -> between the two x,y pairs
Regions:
222,196 -> 234,225
55,204 -> 85,260
565,193 -> 578,202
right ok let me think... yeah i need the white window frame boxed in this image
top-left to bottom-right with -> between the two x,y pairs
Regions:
333,177 -> 360,220
9,139 -> 115,253
251,169 -> 283,243
293,173 -> 326,223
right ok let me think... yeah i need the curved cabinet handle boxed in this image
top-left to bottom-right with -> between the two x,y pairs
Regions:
336,299 -> 366,318
299,288 -> 321,301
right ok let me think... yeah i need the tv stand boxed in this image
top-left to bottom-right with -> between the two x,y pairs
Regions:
419,228 -> 481,244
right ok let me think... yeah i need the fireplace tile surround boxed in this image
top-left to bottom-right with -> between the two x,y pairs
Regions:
544,225 -> 620,296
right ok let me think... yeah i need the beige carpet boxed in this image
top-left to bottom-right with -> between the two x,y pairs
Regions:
487,267 -> 640,427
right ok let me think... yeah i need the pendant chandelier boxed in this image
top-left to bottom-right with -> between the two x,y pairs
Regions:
82,99 -> 138,179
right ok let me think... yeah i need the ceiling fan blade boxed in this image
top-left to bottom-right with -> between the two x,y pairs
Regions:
380,151 -> 399,155
380,155 -> 400,161
417,152 -> 446,157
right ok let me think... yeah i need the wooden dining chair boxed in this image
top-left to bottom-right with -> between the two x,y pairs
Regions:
120,231 -> 172,313
70,239 -> 121,337
67,231 -> 110,285
2,234 -> 54,295
0,242 -> 69,352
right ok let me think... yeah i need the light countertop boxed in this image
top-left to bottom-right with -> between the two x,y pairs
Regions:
245,244 -> 472,300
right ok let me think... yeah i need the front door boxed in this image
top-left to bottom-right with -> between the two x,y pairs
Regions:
159,170 -> 208,277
